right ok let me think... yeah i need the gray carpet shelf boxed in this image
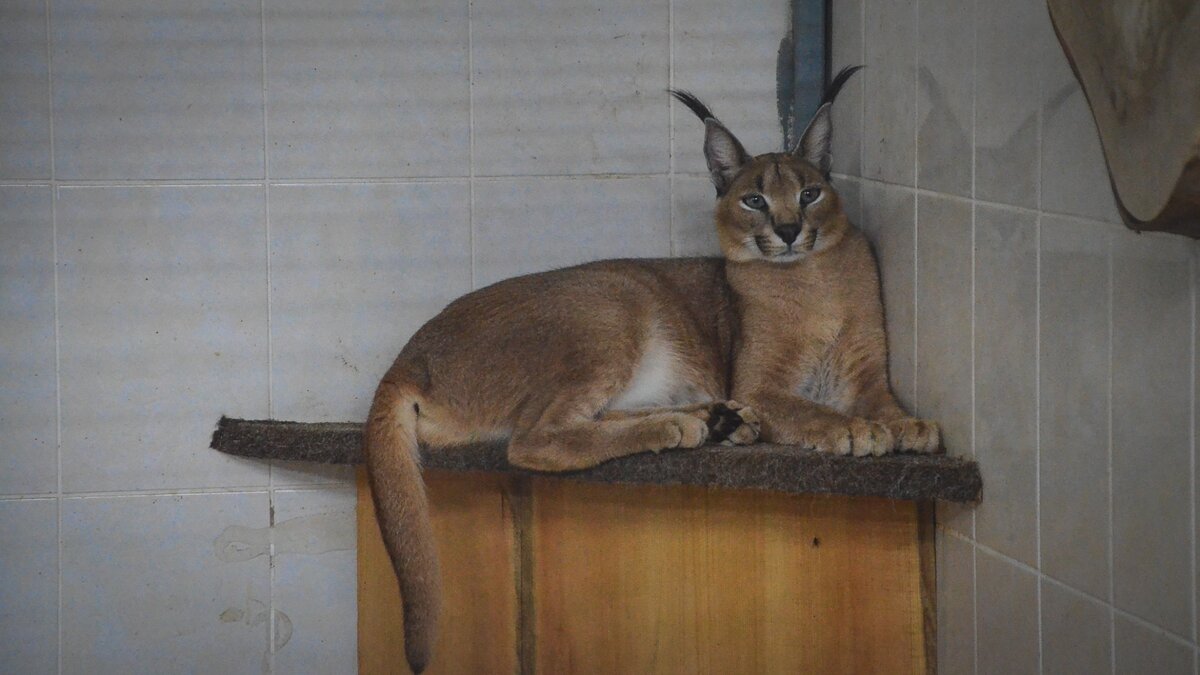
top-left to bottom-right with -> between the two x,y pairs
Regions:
211,416 -> 982,503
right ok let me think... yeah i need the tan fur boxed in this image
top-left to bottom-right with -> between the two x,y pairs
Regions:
364,258 -> 759,672
715,153 -> 940,456
366,74 -> 938,672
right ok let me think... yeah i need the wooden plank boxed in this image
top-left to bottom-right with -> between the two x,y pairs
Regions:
358,469 -> 518,675
530,479 -> 926,674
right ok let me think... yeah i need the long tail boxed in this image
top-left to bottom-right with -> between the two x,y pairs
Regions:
364,375 -> 440,674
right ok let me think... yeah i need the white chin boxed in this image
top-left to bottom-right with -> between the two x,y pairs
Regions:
766,251 -> 801,263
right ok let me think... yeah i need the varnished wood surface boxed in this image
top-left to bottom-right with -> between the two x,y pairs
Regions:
358,469 -> 518,675
359,470 -> 929,674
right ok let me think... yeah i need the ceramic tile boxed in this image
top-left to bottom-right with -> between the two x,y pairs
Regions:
1039,25 -> 1122,224
270,488 -> 356,673
0,499 -> 58,674
936,530 -> 975,675
1114,615 -> 1193,675
472,0 -> 669,176
672,0 -> 791,173
61,492 -> 271,673
834,176 -> 861,228
265,0 -> 469,178
976,549 -> 1039,675
1038,216 -> 1112,599
473,177 -> 671,287
671,175 -> 721,257
916,0 -> 973,197
269,182 -> 471,423
974,0 -> 1042,208
915,194 -> 972,453
862,0 -> 916,185
0,0 -> 51,179
0,187 -> 57,495
1111,230 -> 1193,636
1041,580 -> 1112,675
973,205 -> 1037,565
916,194 -> 973,535
52,0 -> 264,179
829,0 -> 863,177
858,182 -> 915,406
1041,216 -> 1113,598
57,186 -> 270,492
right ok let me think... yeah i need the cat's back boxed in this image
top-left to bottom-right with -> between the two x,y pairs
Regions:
400,256 -> 730,360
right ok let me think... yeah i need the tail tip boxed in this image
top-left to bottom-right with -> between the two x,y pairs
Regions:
406,641 -> 431,674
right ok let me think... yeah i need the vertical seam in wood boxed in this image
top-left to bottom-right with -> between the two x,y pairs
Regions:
508,475 -> 536,675
919,500 -> 938,675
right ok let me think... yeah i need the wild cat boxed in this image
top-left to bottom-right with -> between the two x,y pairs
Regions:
672,71 -> 940,457
364,66 -> 940,672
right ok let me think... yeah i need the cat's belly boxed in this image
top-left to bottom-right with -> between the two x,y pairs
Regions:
608,335 -> 709,411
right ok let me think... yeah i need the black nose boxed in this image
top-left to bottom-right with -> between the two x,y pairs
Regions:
775,224 -> 800,246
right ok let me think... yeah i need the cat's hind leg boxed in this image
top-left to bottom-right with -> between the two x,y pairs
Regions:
507,411 -> 712,472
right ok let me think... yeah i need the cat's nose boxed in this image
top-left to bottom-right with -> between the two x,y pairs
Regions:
774,224 -> 800,246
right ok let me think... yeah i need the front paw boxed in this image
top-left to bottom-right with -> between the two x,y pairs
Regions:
887,418 -> 942,453
658,414 -> 710,450
809,418 -> 893,457
706,400 -> 761,445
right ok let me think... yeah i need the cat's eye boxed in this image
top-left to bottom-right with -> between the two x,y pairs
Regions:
799,187 -> 821,205
741,194 -> 768,210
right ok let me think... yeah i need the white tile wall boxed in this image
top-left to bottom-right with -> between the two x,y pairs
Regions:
0,0 -> 51,179
472,0 -> 669,176
0,0 -> 789,671
61,493 -> 272,673
270,488 -> 357,673
56,186 -> 271,493
835,0 -> 1200,670
1,187 -> 57,495
0,499 -> 58,673
51,0 -> 266,179
264,0 -> 471,179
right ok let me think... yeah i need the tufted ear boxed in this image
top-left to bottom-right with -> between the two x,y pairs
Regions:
791,65 -> 863,176
794,103 -> 833,174
701,119 -> 750,195
670,89 -> 750,195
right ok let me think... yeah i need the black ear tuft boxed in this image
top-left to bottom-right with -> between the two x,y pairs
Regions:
793,65 -> 864,175
824,65 -> 864,107
669,89 -> 717,123
669,89 -> 749,196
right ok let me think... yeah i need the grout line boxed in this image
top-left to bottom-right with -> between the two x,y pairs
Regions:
30,172 -> 699,187
840,175 -> 1142,232
857,0 -> 865,181
967,0 -> 978,549
667,0 -> 675,258
0,494 -> 59,502
972,539 -> 979,675
1108,229 -> 1117,674
942,527 -> 1200,652
1191,246 -> 1198,648
911,0 -> 920,411
1033,49 -> 1048,675
258,0 -> 276,668
260,0 -> 273,426
1035,211 -> 1044,675
467,0 -> 476,289
59,487 -> 272,500
45,0 -> 63,668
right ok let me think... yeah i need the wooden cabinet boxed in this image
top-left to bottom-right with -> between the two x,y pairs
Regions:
358,470 -> 934,675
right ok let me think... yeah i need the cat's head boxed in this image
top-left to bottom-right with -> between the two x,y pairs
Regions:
671,66 -> 861,264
